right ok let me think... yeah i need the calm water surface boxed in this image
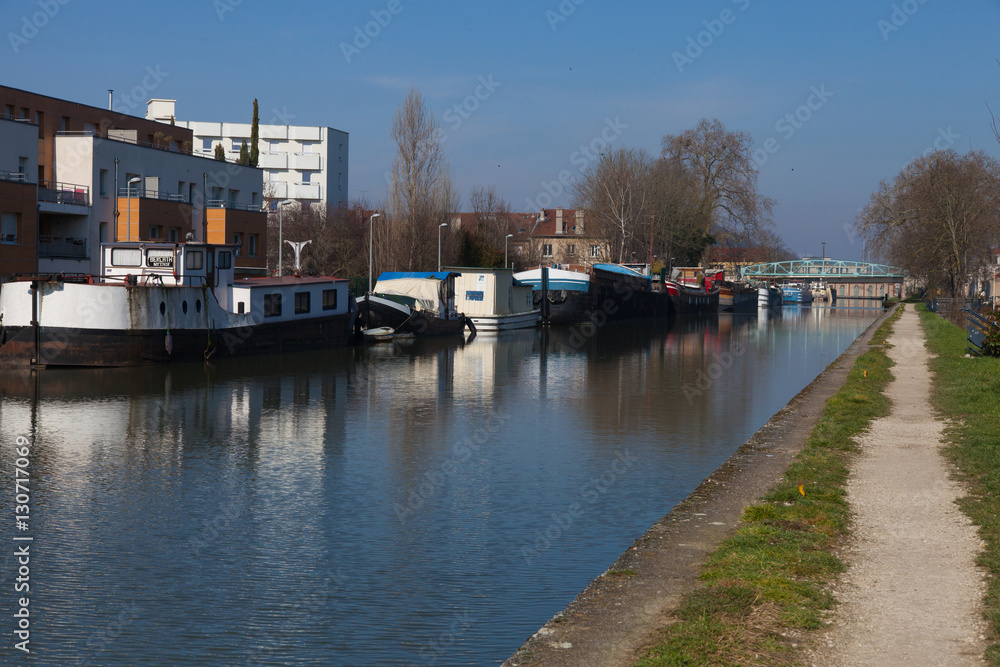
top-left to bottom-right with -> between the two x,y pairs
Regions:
0,306 -> 880,665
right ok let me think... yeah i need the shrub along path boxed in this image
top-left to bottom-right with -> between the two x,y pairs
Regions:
808,305 -> 987,665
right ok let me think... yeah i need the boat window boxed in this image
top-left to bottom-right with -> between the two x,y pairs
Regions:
186,250 -> 204,271
111,248 -> 141,267
182,300 -> 188,314
217,251 -> 232,269
196,299 -> 202,313
238,302 -> 245,314
294,292 -> 311,314
322,289 -> 338,311
264,294 -> 282,318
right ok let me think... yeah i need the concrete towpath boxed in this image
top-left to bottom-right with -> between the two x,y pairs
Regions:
809,305 -> 987,665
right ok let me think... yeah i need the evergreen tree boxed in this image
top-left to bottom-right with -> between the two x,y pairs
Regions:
239,139 -> 249,165
214,143 -> 226,161
250,99 -> 260,168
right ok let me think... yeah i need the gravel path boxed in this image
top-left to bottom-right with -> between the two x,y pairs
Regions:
809,305 -> 987,666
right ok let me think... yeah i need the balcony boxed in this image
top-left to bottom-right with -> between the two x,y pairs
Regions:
288,183 -> 320,200
207,199 -> 264,212
258,152 -> 288,169
39,180 -> 90,207
0,170 -> 32,185
58,131 -> 193,155
289,152 -> 321,170
117,187 -> 188,203
39,235 -> 88,259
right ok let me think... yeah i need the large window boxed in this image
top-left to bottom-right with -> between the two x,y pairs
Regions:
217,251 -> 232,269
589,245 -> 600,259
249,235 -> 257,257
232,233 -> 242,256
111,248 -> 142,267
294,291 -> 311,314
264,294 -> 282,318
99,170 -> 107,196
322,289 -> 338,311
542,244 -> 553,258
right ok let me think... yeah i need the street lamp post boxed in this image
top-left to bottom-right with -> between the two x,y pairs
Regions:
505,233 -> 514,269
368,212 -> 381,296
821,241 -> 826,261
438,222 -> 448,272
126,176 -> 141,241
277,199 -> 293,276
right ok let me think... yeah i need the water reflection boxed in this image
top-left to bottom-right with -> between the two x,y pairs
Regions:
0,307 -> 880,665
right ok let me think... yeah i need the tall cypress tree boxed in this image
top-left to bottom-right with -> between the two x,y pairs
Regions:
214,143 -> 226,161
239,139 -> 250,165
250,99 -> 260,168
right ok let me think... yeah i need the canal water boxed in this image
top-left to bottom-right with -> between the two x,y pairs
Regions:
0,305 -> 880,665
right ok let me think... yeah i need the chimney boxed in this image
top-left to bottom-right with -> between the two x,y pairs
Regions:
556,207 -> 564,234
108,89 -> 113,111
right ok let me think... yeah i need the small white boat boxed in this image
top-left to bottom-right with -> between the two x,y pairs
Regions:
362,326 -> 395,342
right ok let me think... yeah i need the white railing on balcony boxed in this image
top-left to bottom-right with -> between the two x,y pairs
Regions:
39,180 -> 90,207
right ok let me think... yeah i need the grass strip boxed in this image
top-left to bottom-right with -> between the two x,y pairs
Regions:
638,307 -> 900,666
917,304 -> 1000,664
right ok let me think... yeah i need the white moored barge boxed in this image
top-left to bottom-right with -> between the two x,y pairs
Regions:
0,241 -> 358,367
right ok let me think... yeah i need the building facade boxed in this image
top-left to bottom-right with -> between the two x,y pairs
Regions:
148,99 -> 349,211
0,86 -> 266,278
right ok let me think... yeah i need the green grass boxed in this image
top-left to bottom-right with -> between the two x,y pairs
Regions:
638,307 -> 900,666
918,304 -> 1000,663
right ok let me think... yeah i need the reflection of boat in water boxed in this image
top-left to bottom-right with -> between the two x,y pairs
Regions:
514,266 -> 591,325
0,241 -> 357,368
357,272 -> 467,337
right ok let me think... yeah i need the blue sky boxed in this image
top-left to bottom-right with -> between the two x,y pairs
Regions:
5,0 -> 1000,260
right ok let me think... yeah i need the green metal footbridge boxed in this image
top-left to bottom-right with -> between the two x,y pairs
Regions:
740,259 -> 906,279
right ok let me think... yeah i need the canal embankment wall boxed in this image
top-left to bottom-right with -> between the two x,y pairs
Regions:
503,305 -> 899,667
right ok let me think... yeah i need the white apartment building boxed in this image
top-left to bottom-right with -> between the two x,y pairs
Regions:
146,99 -> 349,210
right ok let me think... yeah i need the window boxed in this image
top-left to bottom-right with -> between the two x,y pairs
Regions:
322,289 -> 338,311
249,234 -> 257,257
264,294 -> 282,317
238,302 -> 245,314
589,245 -> 600,259
4,104 -> 13,118
168,227 -> 179,243
99,170 -> 108,196
149,225 -> 161,240
19,107 -> 28,120
228,189 -> 239,205
231,138 -> 243,152
202,138 -> 214,152
217,251 -> 232,269
294,291 -> 311,314
542,244 -> 553,257
211,186 -> 222,201
185,250 -> 204,270
111,248 -> 142,266
1,213 -> 18,244
300,172 -> 311,184
60,116 -> 69,132
232,233 -> 242,255
567,244 -> 576,255
17,157 -> 27,176
251,192 -> 259,207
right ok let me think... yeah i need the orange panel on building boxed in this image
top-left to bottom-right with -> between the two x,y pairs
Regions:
207,207 -> 267,271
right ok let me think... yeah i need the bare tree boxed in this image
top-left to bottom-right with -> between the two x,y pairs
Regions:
661,118 -> 774,258
647,158 -> 711,266
390,88 -> 455,270
856,149 -> 1000,297
267,203 -> 370,279
572,147 -> 653,263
